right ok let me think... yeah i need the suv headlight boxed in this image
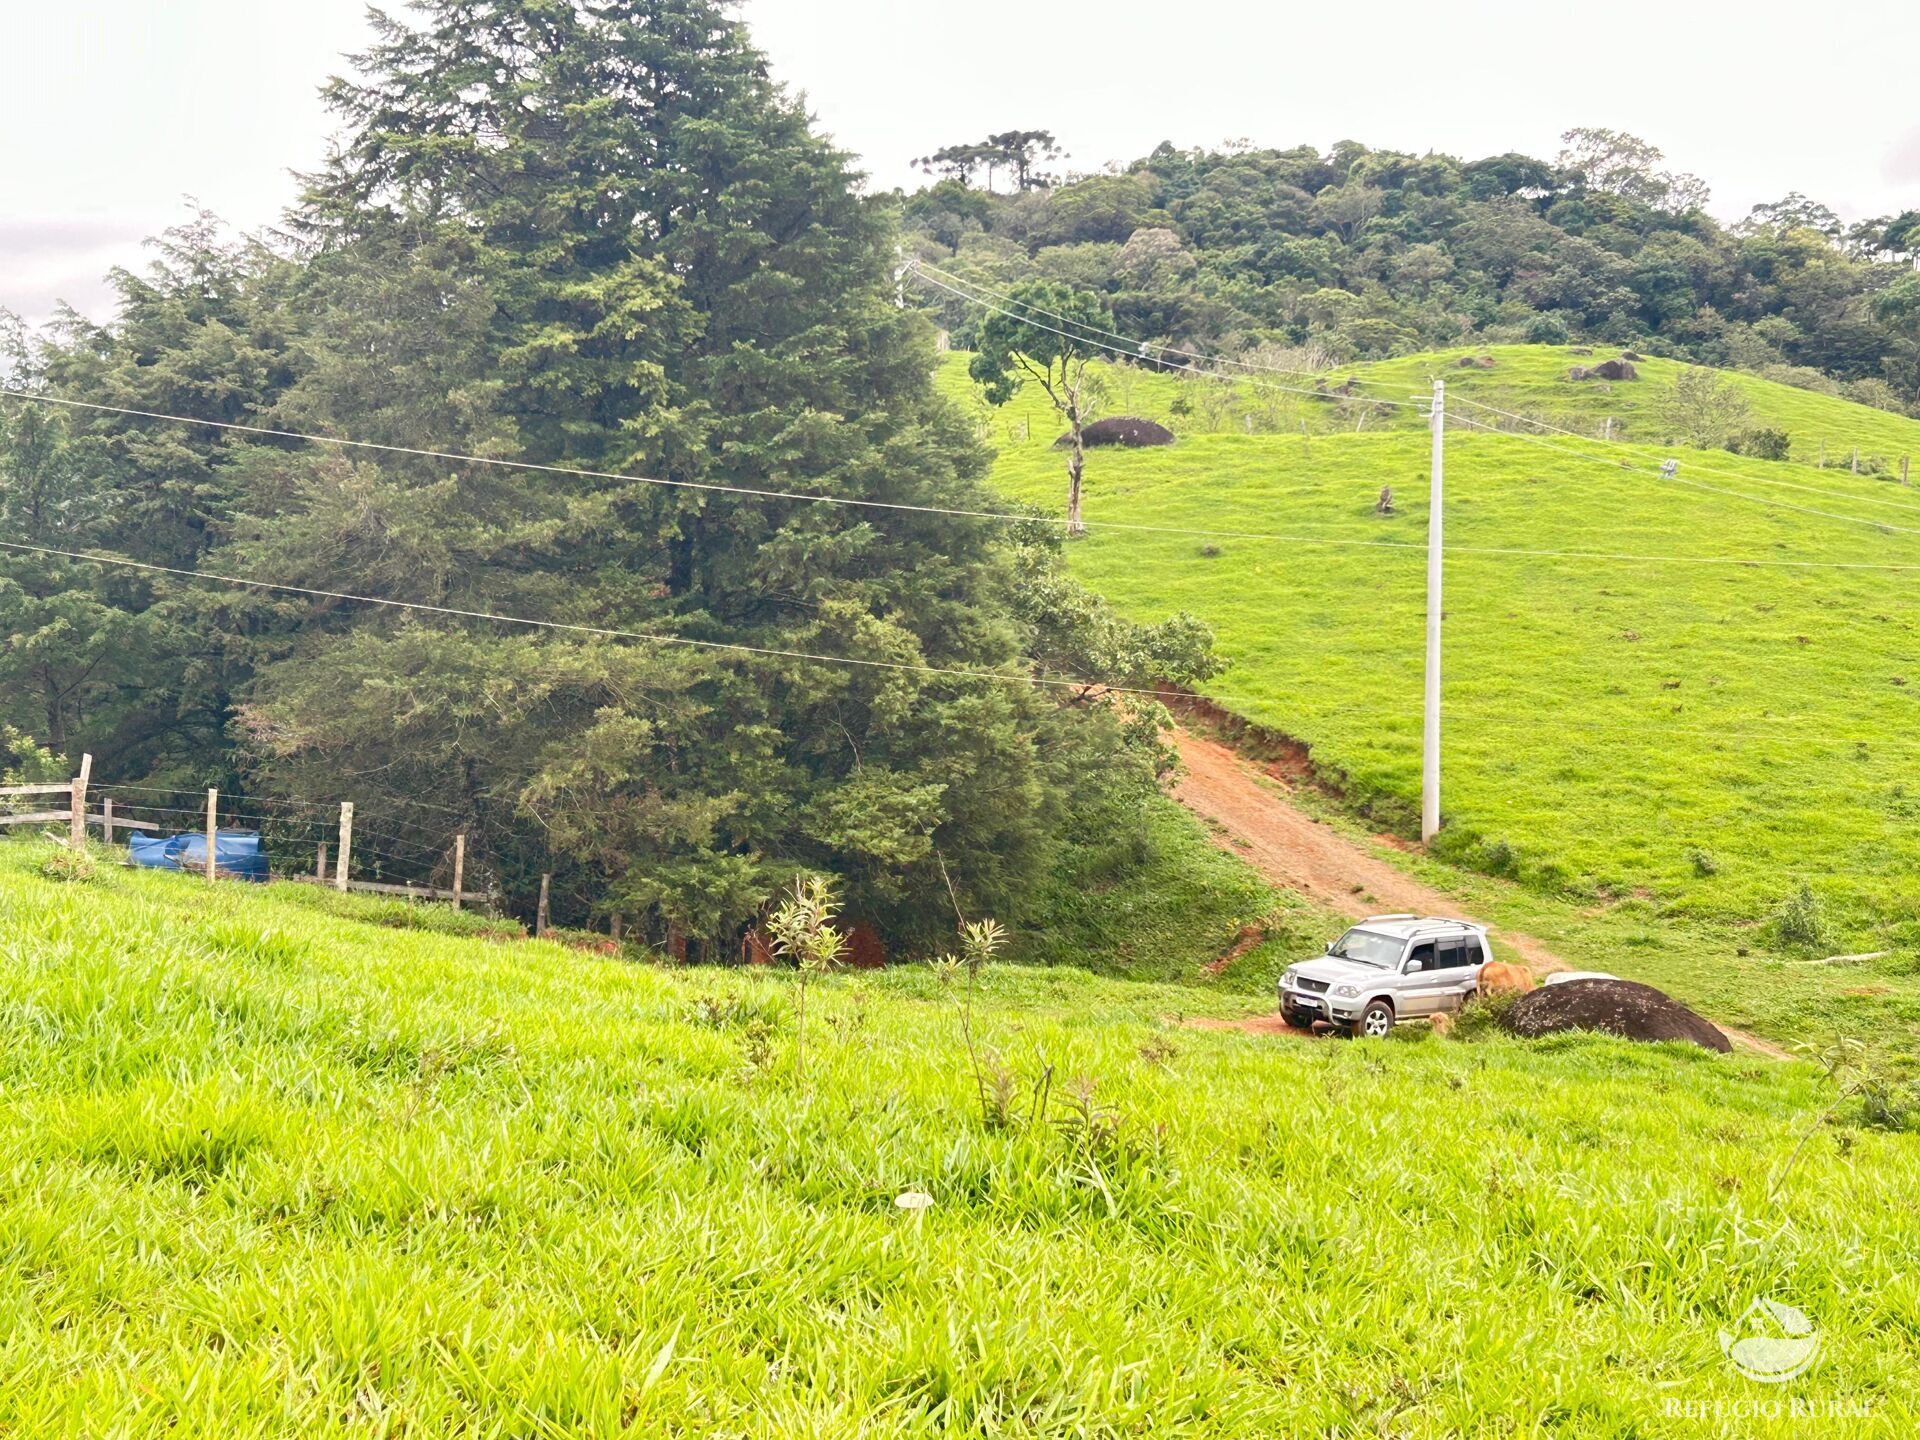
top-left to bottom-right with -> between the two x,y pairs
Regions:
1332,983 -> 1361,998
1282,968 -> 1297,987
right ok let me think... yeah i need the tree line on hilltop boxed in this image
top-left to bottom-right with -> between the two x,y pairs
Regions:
898,127 -> 1920,414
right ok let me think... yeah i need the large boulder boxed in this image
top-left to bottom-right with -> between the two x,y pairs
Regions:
1055,416 -> 1176,449
1569,359 -> 1638,382
1501,977 -> 1730,1052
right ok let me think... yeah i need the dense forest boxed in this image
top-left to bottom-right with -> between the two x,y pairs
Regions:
0,0 -> 1214,946
898,129 -> 1920,414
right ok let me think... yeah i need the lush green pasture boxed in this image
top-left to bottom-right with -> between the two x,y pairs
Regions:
939,351 -> 1920,1059
1349,346 -> 1920,467
0,846 -> 1912,1436
938,343 -> 1920,473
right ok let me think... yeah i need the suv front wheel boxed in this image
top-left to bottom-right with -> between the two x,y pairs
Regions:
1352,999 -> 1395,1039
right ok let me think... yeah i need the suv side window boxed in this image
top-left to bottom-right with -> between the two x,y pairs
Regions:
1405,941 -> 1436,972
1436,938 -> 1472,969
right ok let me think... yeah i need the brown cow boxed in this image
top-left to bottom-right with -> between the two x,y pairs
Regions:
1477,961 -> 1537,996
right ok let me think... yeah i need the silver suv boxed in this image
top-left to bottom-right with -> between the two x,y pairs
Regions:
1279,915 -> 1492,1038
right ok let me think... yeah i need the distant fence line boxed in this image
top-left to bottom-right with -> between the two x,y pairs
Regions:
1,752 -> 497,913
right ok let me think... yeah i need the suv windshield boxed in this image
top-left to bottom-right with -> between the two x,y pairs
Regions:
1327,929 -> 1404,968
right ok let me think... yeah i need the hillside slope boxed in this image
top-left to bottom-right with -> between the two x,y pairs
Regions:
941,351 -> 1920,1057
0,845 -> 1912,1434
1351,345 -> 1920,467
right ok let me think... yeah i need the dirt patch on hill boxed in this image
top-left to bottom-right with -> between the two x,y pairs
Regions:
1201,923 -> 1268,976
1503,978 -> 1731,1052
1180,1013 -> 1316,1039
1156,687 -> 1333,794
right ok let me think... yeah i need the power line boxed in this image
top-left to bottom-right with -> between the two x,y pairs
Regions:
12,386 -> 1917,570
910,267 -> 1425,410
0,538 -> 1232,705
910,260 -> 1402,390
1449,393 -> 1920,517
0,384 -> 1408,548
1445,410 -> 1920,542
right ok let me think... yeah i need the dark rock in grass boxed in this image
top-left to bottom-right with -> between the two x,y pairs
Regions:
1455,355 -> 1497,369
1501,978 -> 1730,1052
1568,359 -> 1638,382
1570,345 -> 1595,355
1055,415 -> 1177,449
1620,350 -> 1645,361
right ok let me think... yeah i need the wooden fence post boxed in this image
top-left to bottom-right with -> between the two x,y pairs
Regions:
102,796 -> 114,847
536,873 -> 551,935
335,803 -> 354,893
1852,447 -> 1860,475
315,842 -> 328,881
69,753 -> 92,850
1902,455 -> 1911,487
452,833 -> 466,911
611,912 -> 623,943
204,789 -> 218,882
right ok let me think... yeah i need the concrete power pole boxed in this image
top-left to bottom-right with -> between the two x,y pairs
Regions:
1422,379 -> 1445,845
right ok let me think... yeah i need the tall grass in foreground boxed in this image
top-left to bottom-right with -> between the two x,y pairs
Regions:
0,848 -> 1912,1435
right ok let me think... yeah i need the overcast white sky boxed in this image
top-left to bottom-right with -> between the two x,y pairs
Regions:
6,0 -> 1919,326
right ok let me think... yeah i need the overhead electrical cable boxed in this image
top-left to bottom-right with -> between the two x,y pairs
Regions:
9,390 -> 1916,569
1448,393 -> 1920,516
1445,410 -> 1920,541
909,260 -> 1403,391
0,539 -> 1236,704
908,267 -> 1424,409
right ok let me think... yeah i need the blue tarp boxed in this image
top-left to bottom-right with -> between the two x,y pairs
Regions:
128,829 -> 271,883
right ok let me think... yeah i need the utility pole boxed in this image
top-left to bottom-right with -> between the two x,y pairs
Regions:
1422,379 -> 1445,845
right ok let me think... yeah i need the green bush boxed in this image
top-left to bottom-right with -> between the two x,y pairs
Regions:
1774,883 -> 1828,951
1451,988 -> 1523,1041
1726,427 -> 1791,461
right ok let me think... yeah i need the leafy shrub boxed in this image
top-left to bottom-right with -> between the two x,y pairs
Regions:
1686,846 -> 1721,878
1661,366 -> 1752,448
1451,988 -> 1523,1041
1775,883 -> 1829,951
688,990 -> 785,1031
1525,313 -> 1571,345
1,727 -> 63,785
1727,427 -> 1790,461
767,874 -> 848,1084
1480,838 -> 1518,877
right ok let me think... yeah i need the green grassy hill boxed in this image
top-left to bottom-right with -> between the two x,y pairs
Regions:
1,845 -> 1912,1434
939,351 -> 1920,1062
1348,346 -> 1920,469
940,343 -> 1920,467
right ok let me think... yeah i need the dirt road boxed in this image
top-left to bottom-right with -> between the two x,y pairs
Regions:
1172,728 -> 1567,974
1170,727 -> 1790,1059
